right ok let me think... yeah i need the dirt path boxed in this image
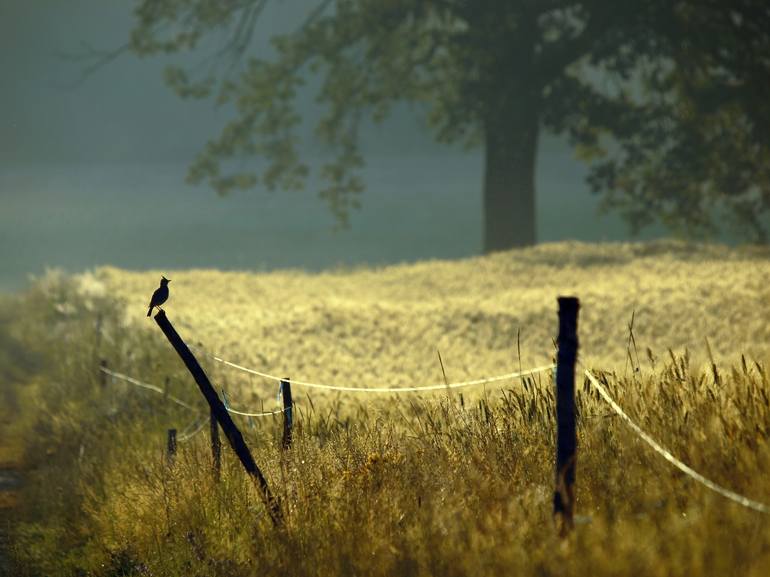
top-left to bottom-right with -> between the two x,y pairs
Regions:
0,468 -> 22,507
0,408 -> 24,576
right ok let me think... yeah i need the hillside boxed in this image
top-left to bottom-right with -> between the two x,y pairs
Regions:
84,240 -> 770,404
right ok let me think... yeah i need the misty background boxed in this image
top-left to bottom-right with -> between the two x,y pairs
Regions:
0,0 -> 671,293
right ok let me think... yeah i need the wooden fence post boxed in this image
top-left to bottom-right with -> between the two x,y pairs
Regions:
153,310 -> 282,526
210,407 -> 221,480
167,428 -> 177,466
554,296 -> 579,536
281,378 -> 293,450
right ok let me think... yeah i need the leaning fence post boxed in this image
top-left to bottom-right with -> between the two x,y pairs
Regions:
554,296 -> 579,536
152,310 -> 282,526
167,428 -> 177,466
281,378 -> 293,450
210,407 -> 221,480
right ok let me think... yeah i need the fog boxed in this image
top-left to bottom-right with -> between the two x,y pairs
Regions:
0,0 -> 669,292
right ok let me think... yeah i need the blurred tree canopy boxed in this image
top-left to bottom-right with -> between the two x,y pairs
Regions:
128,0 -> 770,249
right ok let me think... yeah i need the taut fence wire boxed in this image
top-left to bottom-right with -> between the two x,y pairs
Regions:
224,405 -> 289,418
191,345 -> 556,393
99,366 -> 284,419
583,366 -> 770,514
100,367 -> 199,412
176,416 -> 209,443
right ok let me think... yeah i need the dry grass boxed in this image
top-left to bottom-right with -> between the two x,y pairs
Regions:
88,240 -> 770,403
31,365 -> 770,577
3,240 -> 770,576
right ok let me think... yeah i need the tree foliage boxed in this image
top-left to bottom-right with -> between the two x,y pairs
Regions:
128,0 -> 770,240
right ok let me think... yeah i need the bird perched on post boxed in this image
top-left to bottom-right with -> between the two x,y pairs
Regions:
147,276 -> 171,317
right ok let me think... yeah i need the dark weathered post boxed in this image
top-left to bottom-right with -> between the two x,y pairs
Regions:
164,376 -> 171,402
167,428 -> 177,466
554,296 -> 579,536
281,378 -> 293,450
153,310 -> 282,526
210,407 -> 221,480
99,359 -> 108,388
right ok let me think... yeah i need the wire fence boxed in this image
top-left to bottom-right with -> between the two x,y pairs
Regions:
101,343 -> 769,516
100,366 -> 286,420
222,405 -> 289,418
175,415 -> 208,443
583,366 -> 770,514
220,387 -> 289,418
192,345 -> 556,393
100,367 -> 199,412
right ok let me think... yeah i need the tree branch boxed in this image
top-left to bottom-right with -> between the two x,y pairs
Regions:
214,0 -> 268,69
534,5 -> 624,81
300,0 -> 334,31
58,41 -> 131,88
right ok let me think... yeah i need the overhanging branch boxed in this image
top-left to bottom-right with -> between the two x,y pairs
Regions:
534,6 -> 624,82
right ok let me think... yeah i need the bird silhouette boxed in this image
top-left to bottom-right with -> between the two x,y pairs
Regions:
147,276 -> 171,317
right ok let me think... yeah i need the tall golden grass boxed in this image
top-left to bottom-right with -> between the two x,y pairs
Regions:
2,241 -> 770,576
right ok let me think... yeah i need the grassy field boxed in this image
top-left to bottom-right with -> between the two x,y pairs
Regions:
2,240 -> 770,576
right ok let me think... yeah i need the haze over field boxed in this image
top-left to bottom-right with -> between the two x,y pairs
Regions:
1,1 -> 677,292
0,151 -> 671,293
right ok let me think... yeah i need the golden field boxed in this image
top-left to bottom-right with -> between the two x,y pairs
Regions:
91,240 -> 770,402
2,240 -> 770,577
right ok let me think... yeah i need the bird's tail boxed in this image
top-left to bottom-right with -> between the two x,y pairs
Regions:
147,307 -> 153,317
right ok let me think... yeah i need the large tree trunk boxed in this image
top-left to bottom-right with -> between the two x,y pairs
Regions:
482,103 -> 540,252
